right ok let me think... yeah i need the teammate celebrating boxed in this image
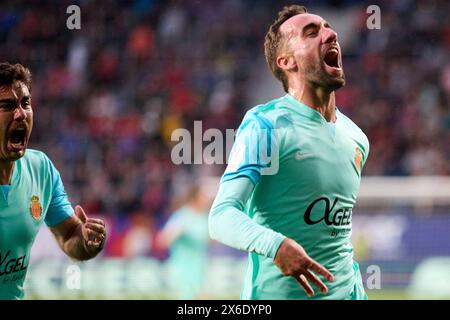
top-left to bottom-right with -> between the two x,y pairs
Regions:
209,5 -> 369,299
0,62 -> 106,299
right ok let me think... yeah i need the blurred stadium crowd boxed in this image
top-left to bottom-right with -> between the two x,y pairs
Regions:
0,0 -> 448,259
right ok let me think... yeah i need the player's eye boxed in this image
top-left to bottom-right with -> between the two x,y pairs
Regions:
0,102 -> 15,110
22,98 -> 31,108
307,30 -> 318,37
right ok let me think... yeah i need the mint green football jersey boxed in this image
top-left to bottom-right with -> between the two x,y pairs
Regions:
165,206 -> 209,299
0,149 -> 74,299
222,94 -> 370,299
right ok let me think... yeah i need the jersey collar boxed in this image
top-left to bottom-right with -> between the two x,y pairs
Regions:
284,93 -> 339,123
0,159 -> 21,205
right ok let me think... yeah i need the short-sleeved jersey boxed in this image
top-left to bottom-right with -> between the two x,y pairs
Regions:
0,149 -> 74,299
223,94 -> 369,299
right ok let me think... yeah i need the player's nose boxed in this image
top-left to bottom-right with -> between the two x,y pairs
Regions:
322,27 -> 338,44
13,106 -> 27,121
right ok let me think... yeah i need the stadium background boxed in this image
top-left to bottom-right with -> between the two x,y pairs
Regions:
0,0 -> 449,299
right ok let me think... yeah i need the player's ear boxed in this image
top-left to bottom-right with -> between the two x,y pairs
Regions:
276,54 -> 297,72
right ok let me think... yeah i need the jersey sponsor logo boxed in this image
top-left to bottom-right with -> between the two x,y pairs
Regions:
30,195 -> 42,220
304,197 -> 352,227
0,250 -> 27,278
354,147 -> 362,173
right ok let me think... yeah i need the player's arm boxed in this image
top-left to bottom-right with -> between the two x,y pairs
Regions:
50,205 -> 105,261
209,113 -> 285,257
209,176 -> 285,258
44,154 -> 106,261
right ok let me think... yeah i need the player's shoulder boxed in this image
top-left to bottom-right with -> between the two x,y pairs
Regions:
18,148 -> 53,177
337,109 -> 369,145
23,148 -> 50,163
21,148 -> 55,171
174,205 -> 194,217
167,206 -> 190,224
242,95 -> 293,129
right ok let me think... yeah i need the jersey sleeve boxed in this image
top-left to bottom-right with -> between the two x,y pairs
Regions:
209,176 -> 286,259
222,112 -> 278,185
44,157 -> 74,227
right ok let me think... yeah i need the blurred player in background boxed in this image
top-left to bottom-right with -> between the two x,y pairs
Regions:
209,5 -> 369,299
0,62 -> 106,299
157,179 -> 214,299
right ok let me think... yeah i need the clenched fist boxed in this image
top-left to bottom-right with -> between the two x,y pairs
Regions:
75,205 -> 106,253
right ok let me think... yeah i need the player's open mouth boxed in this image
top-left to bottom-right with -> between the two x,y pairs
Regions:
323,47 -> 341,71
7,127 -> 28,152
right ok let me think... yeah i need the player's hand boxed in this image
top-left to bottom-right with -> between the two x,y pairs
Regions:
274,238 -> 334,297
75,205 -> 106,253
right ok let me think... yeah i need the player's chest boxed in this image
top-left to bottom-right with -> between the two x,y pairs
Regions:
0,182 -> 48,247
279,121 -> 363,189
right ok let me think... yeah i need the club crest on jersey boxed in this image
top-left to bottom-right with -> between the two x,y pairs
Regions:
30,195 -> 42,220
355,147 -> 362,173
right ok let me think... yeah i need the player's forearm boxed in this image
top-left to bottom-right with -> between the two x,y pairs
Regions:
209,177 -> 286,259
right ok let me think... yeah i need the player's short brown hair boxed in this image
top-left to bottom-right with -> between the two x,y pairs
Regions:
0,62 -> 32,91
264,5 -> 307,92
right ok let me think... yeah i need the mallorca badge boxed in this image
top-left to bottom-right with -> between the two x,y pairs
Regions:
354,147 -> 362,174
30,195 -> 42,220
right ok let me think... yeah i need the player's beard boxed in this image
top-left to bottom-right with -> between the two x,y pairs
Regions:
302,58 -> 346,92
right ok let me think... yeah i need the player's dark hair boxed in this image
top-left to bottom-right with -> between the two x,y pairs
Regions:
264,5 -> 307,92
0,62 -> 32,91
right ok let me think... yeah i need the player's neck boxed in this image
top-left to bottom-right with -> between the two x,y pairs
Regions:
0,160 -> 14,185
288,86 -> 336,122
